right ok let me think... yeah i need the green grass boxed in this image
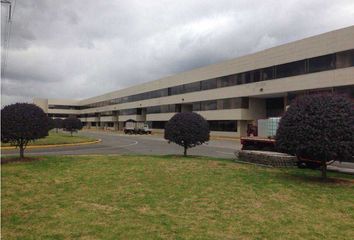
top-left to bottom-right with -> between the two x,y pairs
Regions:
1,131 -> 96,147
2,155 -> 354,239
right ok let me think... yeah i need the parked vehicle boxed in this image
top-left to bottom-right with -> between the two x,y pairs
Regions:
240,117 -> 321,169
241,117 -> 280,152
124,120 -> 151,134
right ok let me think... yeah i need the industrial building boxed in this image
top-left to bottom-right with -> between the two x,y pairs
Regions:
34,26 -> 354,137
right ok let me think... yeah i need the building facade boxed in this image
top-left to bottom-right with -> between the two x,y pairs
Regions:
34,26 -> 354,137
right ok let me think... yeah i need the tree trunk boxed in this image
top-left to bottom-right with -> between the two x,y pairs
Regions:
56,128 -> 58,133
321,161 -> 327,180
71,131 -> 73,137
19,145 -> 24,159
184,146 -> 187,157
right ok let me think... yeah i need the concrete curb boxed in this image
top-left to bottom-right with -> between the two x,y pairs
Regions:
1,139 -> 102,150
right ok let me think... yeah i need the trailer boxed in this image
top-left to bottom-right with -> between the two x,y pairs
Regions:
240,117 -> 280,152
240,117 -> 322,169
124,120 -> 151,134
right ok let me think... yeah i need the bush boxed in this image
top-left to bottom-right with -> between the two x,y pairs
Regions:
48,117 -> 55,131
63,117 -> 83,136
53,118 -> 64,133
1,103 -> 49,158
164,112 -> 210,156
275,94 -> 354,178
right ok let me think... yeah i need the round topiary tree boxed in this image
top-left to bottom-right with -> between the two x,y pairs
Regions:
63,117 -> 83,136
47,117 -> 55,131
53,118 -> 64,133
1,103 -> 49,159
164,112 -> 210,156
275,94 -> 354,179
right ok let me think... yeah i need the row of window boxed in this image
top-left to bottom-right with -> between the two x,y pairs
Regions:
144,97 -> 249,114
77,49 -> 353,109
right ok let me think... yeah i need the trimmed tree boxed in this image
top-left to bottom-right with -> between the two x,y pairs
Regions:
63,117 -> 83,136
48,117 -> 55,131
164,112 -> 210,156
275,94 -> 354,179
53,118 -> 64,133
1,103 -> 49,159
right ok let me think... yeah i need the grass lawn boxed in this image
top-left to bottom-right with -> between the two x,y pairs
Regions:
1,131 -> 96,147
2,155 -> 354,239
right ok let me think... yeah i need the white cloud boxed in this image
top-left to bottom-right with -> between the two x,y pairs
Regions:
1,0 -> 354,106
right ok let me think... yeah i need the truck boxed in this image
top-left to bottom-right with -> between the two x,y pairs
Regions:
240,117 -> 280,152
240,117 -> 322,169
124,120 -> 152,135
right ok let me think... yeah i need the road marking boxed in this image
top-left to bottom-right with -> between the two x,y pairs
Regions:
115,140 -> 138,148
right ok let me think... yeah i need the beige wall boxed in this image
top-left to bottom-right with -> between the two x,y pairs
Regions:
33,98 -> 48,113
77,67 -> 353,115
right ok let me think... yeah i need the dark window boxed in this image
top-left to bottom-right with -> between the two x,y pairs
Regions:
201,79 -> 217,90
147,106 -> 160,114
336,50 -> 354,68
208,120 -> 237,132
237,72 -> 252,84
217,97 -> 249,109
308,54 -> 335,73
276,60 -> 306,78
175,104 -> 182,112
107,122 -> 114,127
253,70 -> 261,82
160,105 -> 170,113
120,108 -> 137,115
261,67 -> 274,80
242,97 -> 249,109
48,105 -> 80,110
192,102 -> 201,111
100,111 -> 113,116
236,73 -> 244,84
201,100 -> 217,111
151,121 -> 166,129
169,104 -> 177,112
218,75 -> 237,87
266,98 -> 284,117
170,85 -> 184,95
184,82 -> 201,93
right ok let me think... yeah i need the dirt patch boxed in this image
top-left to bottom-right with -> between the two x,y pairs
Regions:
1,157 -> 44,165
277,173 -> 354,185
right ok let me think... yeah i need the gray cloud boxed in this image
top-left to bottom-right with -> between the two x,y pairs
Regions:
1,0 -> 354,106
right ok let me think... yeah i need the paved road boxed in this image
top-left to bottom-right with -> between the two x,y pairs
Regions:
3,131 -> 353,174
2,130 -> 241,159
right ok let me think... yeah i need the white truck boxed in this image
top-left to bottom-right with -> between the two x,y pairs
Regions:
124,121 -> 151,135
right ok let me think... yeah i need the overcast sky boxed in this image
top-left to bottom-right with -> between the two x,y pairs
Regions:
1,0 -> 354,106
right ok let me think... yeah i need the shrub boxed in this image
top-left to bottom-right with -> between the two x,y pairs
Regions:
53,118 -> 64,133
63,117 -> 83,136
48,117 -> 55,131
275,94 -> 354,179
164,112 -> 210,156
1,103 -> 49,159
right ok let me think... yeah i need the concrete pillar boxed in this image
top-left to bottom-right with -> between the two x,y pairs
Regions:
114,122 -> 119,131
119,122 -> 124,131
237,120 -> 248,137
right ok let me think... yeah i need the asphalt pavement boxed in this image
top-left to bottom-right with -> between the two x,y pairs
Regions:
1,130 -> 241,159
2,130 -> 353,174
